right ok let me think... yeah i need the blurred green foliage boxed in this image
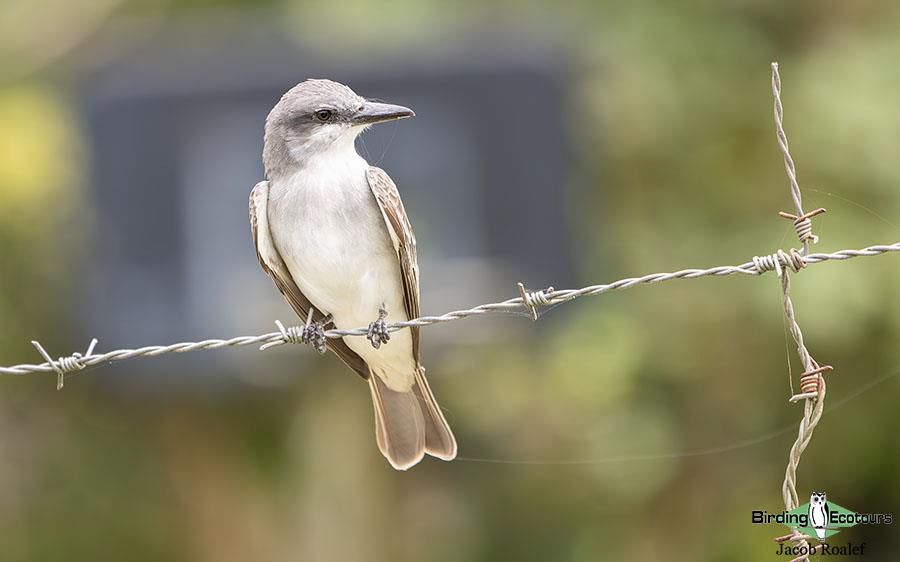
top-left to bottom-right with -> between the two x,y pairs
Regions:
1,1 -> 900,561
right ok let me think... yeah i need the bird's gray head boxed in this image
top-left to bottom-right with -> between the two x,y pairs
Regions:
263,79 -> 414,176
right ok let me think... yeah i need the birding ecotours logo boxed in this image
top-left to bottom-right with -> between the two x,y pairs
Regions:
752,491 -> 893,541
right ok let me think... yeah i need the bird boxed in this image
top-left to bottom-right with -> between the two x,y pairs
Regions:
808,491 -> 830,540
249,79 -> 457,470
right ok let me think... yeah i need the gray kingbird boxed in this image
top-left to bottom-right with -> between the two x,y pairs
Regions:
250,79 -> 456,470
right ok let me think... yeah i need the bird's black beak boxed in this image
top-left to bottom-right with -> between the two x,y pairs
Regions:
351,101 -> 415,125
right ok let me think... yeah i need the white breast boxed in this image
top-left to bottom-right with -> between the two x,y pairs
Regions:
267,148 -> 416,390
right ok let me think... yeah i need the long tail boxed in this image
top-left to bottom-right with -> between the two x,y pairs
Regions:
368,368 -> 457,470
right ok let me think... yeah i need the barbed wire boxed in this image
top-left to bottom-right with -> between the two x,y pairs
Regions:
770,61 -> 837,562
1,240 -> 897,385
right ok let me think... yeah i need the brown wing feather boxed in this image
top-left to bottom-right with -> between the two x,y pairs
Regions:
250,181 -> 369,379
365,167 -> 421,362
366,169 -> 457,461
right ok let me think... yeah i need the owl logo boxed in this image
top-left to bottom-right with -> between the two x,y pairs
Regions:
809,492 -> 830,540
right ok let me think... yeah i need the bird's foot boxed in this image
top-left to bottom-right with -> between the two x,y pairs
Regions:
367,305 -> 390,349
301,313 -> 332,354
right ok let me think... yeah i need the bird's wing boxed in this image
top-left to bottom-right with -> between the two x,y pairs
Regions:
365,167 -> 421,361
250,180 -> 369,379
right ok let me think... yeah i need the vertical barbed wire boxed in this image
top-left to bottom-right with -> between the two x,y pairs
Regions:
771,62 -> 831,562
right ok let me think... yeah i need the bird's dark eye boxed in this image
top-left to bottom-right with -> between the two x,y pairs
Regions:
314,109 -> 334,122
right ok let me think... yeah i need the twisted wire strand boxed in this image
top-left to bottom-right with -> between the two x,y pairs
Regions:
772,62 -> 810,251
779,273 -> 828,511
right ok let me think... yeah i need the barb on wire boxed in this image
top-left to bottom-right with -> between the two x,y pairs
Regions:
30,338 -> 98,390
518,282 -> 554,321
779,208 -> 827,247
791,364 -> 833,402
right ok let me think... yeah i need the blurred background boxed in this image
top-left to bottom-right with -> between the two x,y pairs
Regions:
2,0 -> 900,560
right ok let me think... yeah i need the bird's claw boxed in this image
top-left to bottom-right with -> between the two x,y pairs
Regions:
301,313 -> 331,354
367,305 -> 390,349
